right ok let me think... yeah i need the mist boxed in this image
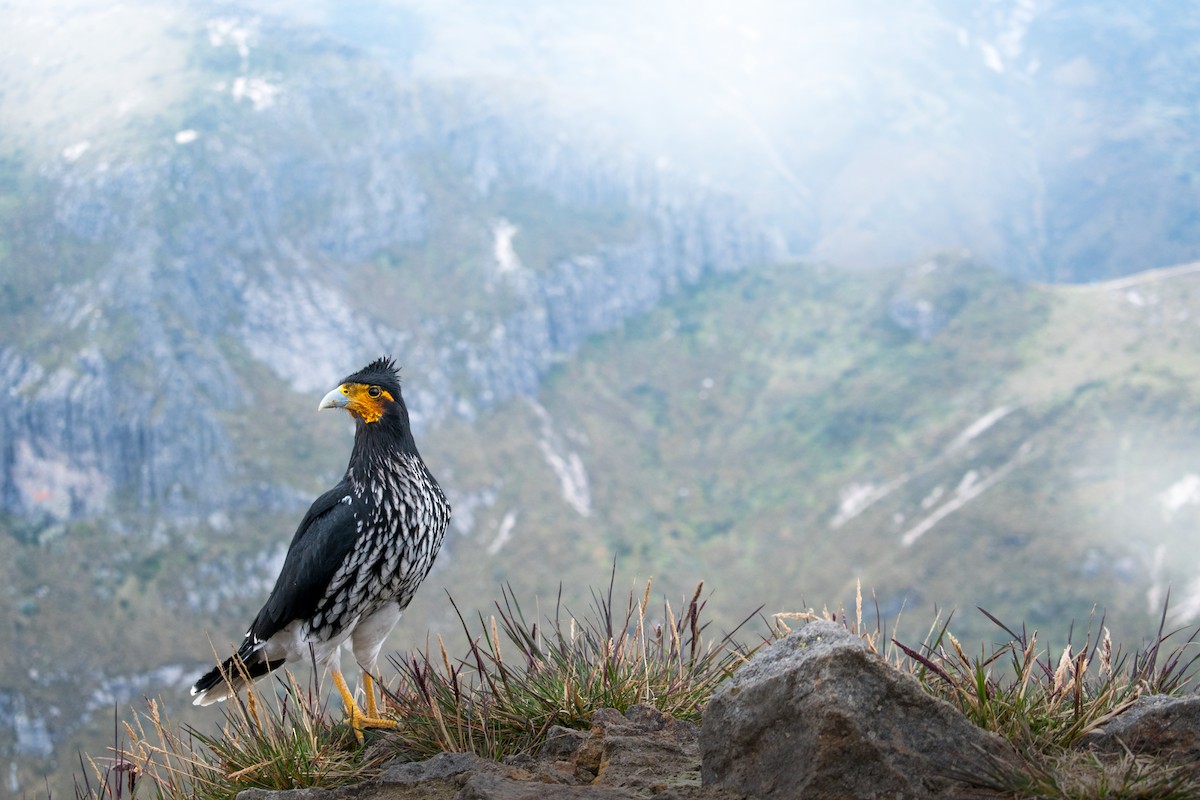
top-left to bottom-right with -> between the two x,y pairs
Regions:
7,0 -> 1197,278
263,0 -> 1200,279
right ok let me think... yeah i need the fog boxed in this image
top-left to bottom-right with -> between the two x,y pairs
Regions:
6,0 -> 1196,278
296,0 -> 1026,264
233,0 -> 1200,279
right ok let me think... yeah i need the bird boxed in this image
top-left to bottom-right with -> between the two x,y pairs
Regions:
190,356 -> 451,737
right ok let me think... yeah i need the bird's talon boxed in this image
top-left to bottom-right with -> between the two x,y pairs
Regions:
359,716 -> 398,730
346,711 -> 396,743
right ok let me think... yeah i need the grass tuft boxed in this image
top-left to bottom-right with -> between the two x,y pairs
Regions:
74,709 -> 140,800
889,602 -> 1200,756
79,670 -> 384,800
380,573 -> 758,760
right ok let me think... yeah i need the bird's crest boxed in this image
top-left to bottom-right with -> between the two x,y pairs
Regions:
364,356 -> 400,382
344,356 -> 402,390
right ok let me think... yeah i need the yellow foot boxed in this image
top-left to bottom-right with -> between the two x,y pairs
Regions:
332,669 -> 396,742
346,706 -> 398,738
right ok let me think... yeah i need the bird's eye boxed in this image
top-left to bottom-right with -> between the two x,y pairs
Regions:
368,386 -> 381,398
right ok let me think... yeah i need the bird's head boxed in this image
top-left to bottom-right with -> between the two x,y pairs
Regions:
319,356 -> 406,425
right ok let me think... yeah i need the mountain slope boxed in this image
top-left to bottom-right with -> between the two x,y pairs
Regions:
418,254 -> 1200,651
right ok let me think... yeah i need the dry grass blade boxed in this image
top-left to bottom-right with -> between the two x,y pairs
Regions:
74,707 -> 141,800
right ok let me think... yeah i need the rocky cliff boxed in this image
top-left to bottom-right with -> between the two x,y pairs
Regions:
0,20 -> 775,525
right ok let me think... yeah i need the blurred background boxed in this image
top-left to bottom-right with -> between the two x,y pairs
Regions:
3,0 -> 1200,795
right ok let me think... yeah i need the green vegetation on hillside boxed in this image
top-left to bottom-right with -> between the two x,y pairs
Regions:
424,254 -> 1200,653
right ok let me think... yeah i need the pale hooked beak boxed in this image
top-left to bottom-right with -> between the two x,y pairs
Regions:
319,386 -> 350,411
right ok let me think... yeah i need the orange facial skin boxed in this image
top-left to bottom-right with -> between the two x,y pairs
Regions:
319,383 -> 395,423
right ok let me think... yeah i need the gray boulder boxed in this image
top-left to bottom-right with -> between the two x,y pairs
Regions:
700,620 -> 1015,799
1079,694 -> 1200,760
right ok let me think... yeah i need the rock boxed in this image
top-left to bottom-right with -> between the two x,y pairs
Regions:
525,705 -> 708,792
379,751 -> 510,785
1079,694 -> 1200,761
700,620 -> 1015,800
582,705 -> 702,791
449,773 -> 640,800
539,725 -> 587,759
236,751 -> 530,800
234,706 -> 736,800
238,789 -> 333,800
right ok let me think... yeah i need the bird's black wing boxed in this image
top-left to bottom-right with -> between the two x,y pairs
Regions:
247,484 -> 360,643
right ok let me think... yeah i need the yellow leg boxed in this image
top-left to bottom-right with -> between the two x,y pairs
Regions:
363,672 -> 381,719
331,668 -> 395,742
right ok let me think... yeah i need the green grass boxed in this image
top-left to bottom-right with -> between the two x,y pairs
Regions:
76,578 -> 1200,800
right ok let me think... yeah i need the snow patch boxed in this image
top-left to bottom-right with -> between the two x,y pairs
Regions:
980,42 -> 1004,73
920,485 -> 945,510
62,141 -> 90,161
996,0 -> 1038,60
1158,474 -> 1200,516
231,76 -> 280,110
492,218 -> 522,275
829,404 -> 1014,530
487,509 -> 518,555
901,442 -> 1033,547
830,475 -> 909,529
956,470 -> 980,495
207,17 -> 253,61
527,399 -> 591,516
832,483 -> 877,527
949,406 -> 1013,450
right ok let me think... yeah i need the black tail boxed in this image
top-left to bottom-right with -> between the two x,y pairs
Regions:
191,645 -> 283,706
